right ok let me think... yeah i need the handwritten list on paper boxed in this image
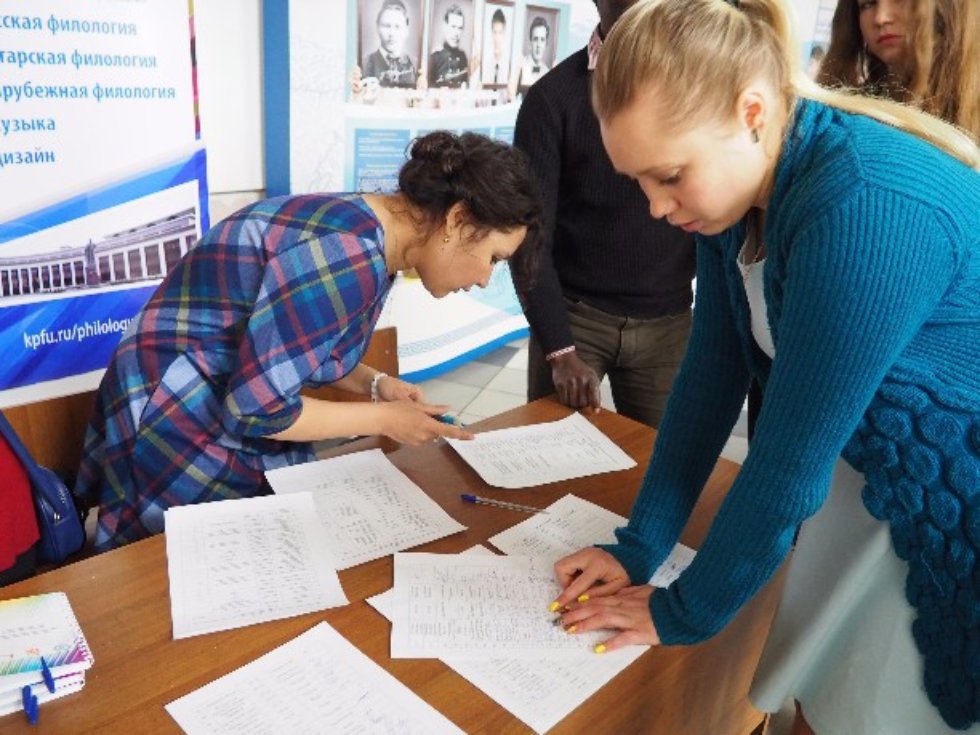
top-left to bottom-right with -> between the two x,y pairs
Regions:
265,449 -> 466,569
166,623 -> 464,735
391,553 -> 612,659
368,546 -> 648,735
489,493 -> 696,589
488,494 -> 623,555
165,493 -> 347,640
446,412 -> 636,488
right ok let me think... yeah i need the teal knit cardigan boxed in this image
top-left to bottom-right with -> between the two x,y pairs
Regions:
603,99 -> 980,728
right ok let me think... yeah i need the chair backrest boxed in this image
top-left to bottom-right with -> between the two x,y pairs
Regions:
302,326 -> 399,403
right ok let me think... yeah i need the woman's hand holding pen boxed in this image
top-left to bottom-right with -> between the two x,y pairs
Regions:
551,547 -> 660,652
379,400 -> 474,445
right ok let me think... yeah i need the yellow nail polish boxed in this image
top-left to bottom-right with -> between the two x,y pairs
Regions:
566,625 -> 577,633
548,601 -> 560,612
577,594 -> 590,603
594,644 -> 606,654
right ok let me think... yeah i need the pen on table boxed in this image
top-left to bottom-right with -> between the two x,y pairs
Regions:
460,493 -> 549,514
40,656 -> 55,693
21,685 -> 38,725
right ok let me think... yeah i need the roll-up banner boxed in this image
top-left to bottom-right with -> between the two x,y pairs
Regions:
0,0 -> 207,408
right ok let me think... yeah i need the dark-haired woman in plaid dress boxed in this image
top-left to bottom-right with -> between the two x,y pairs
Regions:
75,131 -> 541,550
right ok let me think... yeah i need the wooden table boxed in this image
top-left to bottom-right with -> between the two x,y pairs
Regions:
0,399 -> 781,734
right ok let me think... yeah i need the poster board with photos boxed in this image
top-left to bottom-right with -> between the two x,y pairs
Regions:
263,0 -> 827,380
264,0 -> 593,380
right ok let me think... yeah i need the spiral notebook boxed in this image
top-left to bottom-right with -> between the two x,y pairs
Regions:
0,592 -> 94,716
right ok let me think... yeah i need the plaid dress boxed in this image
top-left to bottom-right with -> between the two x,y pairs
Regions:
75,194 -> 393,550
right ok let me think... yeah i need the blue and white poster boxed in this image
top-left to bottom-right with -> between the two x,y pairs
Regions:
0,0 -> 207,407
264,0 -> 596,380
264,0 -> 836,379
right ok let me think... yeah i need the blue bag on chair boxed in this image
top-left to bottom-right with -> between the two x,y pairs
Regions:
0,413 -> 85,564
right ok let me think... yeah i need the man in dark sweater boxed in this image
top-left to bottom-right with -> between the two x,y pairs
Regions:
509,0 -> 695,427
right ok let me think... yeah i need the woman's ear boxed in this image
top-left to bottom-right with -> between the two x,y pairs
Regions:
736,81 -> 769,139
443,201 -> 469,241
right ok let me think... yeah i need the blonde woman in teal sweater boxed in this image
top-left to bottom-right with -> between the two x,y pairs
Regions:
548,0 -> 980,731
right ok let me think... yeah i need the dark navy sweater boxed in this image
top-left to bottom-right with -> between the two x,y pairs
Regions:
510,47 -> 694,354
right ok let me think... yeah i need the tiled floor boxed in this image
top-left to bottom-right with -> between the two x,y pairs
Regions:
418,336 -> 749,465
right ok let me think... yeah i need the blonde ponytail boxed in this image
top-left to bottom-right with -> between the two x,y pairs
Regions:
796,79 -> 978,168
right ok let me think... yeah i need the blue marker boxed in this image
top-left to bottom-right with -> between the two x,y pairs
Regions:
435,414 -> 464,427
40,657 -> 55,693
22,685 -> 38,725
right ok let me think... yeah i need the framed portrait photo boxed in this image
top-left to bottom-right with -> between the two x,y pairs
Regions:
358,0 -> 423,88
427,0 -> 476,88
480,1 -> 514,89
510,4 -> 559,99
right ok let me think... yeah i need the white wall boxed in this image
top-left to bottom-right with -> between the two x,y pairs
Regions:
194,0 -> 265,220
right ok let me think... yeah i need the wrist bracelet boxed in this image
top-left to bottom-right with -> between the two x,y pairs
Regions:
545,346 -> 576,362
370,372 -> 388,402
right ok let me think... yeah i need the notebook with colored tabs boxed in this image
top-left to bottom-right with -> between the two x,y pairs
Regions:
0,592 -> 93,715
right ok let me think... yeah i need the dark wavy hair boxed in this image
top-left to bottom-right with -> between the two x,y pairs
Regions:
398,130 -> 543,290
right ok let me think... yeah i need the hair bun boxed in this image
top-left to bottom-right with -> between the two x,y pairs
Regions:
411,131 -> 465,177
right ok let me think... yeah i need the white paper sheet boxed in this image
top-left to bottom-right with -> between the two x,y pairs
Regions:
366,546 -> 496,617
265,449 -> 466,569
166,622 -> 463,735
488,494 -> 625,556
391,552 -> 616,659
446,412 -> 636,488
488,493 -> 696,589
165,493 -> 348,639
369,547 -> 647,735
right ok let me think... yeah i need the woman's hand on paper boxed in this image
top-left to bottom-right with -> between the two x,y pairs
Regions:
552,547 -> 630,608
552,548 -> 660,651
379,401 -> 473,445
560,585 -> 661,651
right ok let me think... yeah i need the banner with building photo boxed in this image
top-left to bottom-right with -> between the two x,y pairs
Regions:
265,0 -> 596,380
0,0 -> 207,408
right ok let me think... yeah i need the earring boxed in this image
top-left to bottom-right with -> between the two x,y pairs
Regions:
751,128 -> 760,144
443,235 -> 451,243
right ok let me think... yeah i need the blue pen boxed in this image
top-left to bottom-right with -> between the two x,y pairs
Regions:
21,685 -> 38,725
460,493 -> 548,514
40,657 -> 55,693
436,414 -> 464,427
